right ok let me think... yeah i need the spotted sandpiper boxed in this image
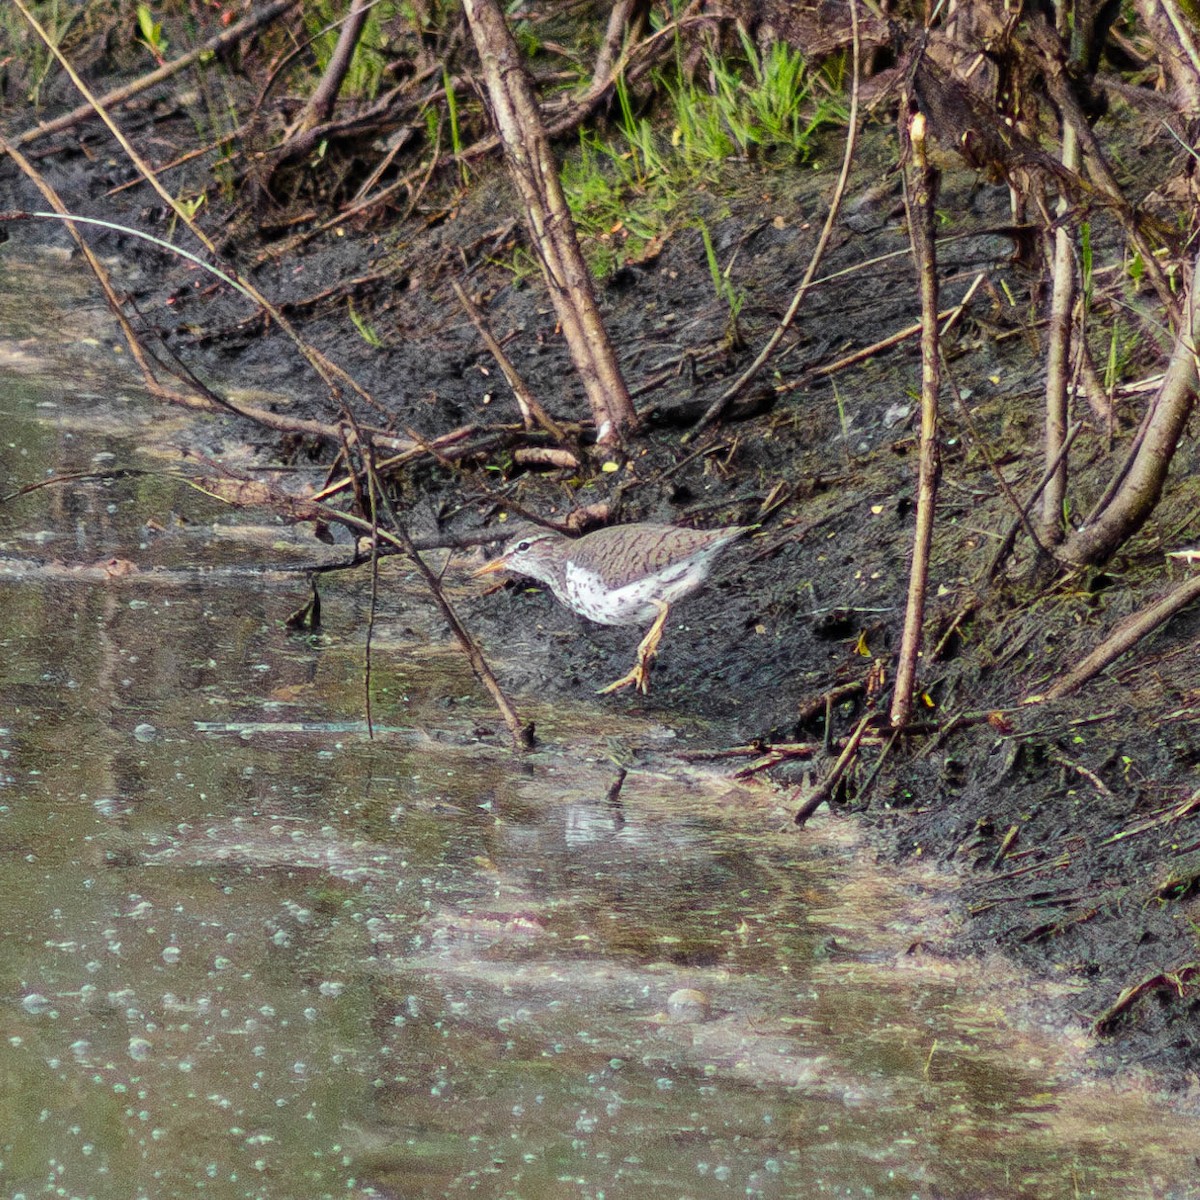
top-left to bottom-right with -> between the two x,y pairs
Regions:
475,522 -> 751,694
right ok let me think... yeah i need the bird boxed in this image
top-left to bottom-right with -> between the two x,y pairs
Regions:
475,521 -> 752,695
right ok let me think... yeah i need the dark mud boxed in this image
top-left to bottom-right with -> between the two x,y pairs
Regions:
4,78 -> 1200,1096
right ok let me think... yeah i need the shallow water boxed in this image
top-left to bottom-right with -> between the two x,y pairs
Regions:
2,251 -> 1199,1200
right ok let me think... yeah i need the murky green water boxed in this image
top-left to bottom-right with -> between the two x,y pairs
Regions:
3,251 -> 1199,1199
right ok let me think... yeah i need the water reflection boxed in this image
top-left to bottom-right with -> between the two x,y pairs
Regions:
3,256 -> 1200,1199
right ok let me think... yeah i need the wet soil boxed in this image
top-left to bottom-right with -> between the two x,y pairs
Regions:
3,84 -> 1200,1097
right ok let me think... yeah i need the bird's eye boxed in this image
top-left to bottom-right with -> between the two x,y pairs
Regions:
516,540 -> 531,552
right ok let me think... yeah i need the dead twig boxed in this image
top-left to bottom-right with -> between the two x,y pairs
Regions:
451,281 -> 568,440
793,712 -> 876,825
678,740 -> 820,763
941,349 -> 1052,570
686,0 -> 862,439
512,447 -> 580,470
794,302 -> 962,385
1046,750 -> 1114,798
796,681 -> 865,726
1099,789 -> 1200,846
463,0 -> 636,443
1038,571 -> 1200,700
337,417 -> 383,739
890,105 -> 941,729
983,420 -> 1083,583
0,148 -> 171,401
1093,963 -> 1200,1036
919,709 -> 1012,756
990,823 -> 1021,869
5,0 -> 300,150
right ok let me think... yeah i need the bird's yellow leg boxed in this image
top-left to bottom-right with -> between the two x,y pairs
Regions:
598,601 -> 670,695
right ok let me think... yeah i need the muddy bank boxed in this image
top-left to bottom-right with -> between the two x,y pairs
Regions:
3,10 -> 1199,1095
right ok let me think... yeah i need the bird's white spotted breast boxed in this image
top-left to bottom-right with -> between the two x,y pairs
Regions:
564,560 -> 710,626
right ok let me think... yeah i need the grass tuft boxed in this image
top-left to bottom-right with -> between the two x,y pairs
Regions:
562,35 -> 846,277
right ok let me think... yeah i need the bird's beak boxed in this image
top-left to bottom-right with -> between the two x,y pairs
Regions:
473,554 -> 510,578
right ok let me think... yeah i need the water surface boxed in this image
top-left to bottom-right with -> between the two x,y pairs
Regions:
2,250 -> 1198,1200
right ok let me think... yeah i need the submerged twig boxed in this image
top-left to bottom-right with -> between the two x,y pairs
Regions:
188,467 -> 531,750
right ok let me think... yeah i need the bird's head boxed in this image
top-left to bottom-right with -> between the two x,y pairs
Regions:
473,529 -> 566,583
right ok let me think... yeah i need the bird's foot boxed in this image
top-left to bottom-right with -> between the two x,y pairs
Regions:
597,656 -> 653,695
598,601 -> 669,696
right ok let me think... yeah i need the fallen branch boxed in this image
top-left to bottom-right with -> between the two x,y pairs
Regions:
1039,571 -> 1200,699
4,0 -> 300,150
678,740 -> 820,763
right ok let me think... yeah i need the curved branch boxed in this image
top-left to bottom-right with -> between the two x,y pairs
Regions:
1061,246 -> 1200,566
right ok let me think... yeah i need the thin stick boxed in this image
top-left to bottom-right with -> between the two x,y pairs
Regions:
983,421 -> 1083,583
12,0 -> 218,254
1031,19 -> 1179,326
338,420 -> 382,740
1159,0 -> 1200,80
1040,111 -> 1078,545
1,148 -> 166,395
190,467 -> 532,750
803,301 -> 967,382
686,0 -> 862,439
934,270 -> 1055,567
1039,572 -> 1200,700
891,107 -> 941,729
451,280 -> 568,440
793,712 -> 875,825
5,0 -> 299,150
